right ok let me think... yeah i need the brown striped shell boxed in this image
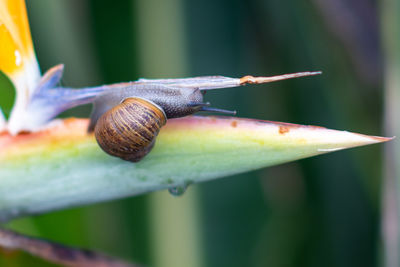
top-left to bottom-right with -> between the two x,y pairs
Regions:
94,97 -> 167,162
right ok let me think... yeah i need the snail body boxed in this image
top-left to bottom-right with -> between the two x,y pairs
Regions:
89,84 -> 204,131
91,84 -> 230,162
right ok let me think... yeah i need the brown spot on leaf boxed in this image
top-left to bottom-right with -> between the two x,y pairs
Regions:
279,126 -> 290,135
16,131 -> 31,136
231,121 -> 237,128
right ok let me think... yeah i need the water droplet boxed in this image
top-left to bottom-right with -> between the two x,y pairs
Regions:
168,184 -> 188,197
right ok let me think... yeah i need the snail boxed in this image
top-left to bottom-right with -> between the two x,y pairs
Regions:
88,72 -> 322,162
89,84 -> 234,162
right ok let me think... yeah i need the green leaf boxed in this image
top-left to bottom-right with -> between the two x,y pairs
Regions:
0,116 -> 391,222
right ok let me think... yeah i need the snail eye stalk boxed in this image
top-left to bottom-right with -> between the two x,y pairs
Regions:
199,106 -> 237,115
188,102 -> 236,115
187,102 -> 211,107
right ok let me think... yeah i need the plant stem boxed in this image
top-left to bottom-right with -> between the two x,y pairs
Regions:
0,227 -> 138,267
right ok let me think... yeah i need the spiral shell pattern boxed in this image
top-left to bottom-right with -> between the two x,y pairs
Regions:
94,97 -> 167,162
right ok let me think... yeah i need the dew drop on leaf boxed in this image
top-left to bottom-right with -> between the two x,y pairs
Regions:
168,184 -> 188,197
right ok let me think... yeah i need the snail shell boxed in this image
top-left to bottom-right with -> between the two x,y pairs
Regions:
94,97 -> 166,162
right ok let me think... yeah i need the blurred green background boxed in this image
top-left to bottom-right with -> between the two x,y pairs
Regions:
0,0 -> 392,266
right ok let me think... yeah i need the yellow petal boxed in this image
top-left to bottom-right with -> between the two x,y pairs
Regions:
0,0 -> 40,84
0,0 -> 41,134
